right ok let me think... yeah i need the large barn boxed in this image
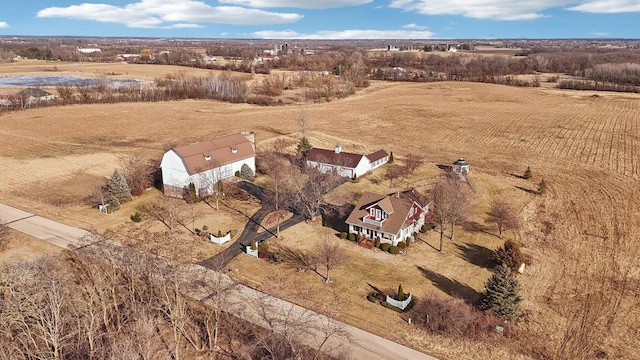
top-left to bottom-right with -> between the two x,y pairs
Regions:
160,132 -> 255,198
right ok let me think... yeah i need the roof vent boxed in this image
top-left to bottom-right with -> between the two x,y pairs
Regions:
334,144 -> 341,153
231,148 -> 238,154
204,155 -> 211,161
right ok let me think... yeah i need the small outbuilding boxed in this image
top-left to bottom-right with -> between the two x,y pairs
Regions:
452,157 -> 470,175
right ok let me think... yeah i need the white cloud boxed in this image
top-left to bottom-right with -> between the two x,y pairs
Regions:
220,0 -> 372,8
37,0 -> 303,28
0,22 -> 10,28
389,0 -> 575,20
164,23 -> 204,29
252,29 -> 435,39
569,0 -> 640,13
593,31 -> 609,36
403,23 -> 427,29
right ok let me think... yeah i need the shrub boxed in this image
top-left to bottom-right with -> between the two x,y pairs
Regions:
420,224 -> 429,233
195,228 -> 202,236
375,236 -> 381,248
389,246 -> 400,254
130,211 -> 142,222
230,229 -> 236,238
240,163 -> 254,181
188,182 -> 198,203
109,197 -> 121,211
380,243 -> 391,252
413,296 -> 501,339
202,225 -> 209,232
538,179 -> 548,194
389,151 -> 394,163
217,230 -> 223,238
406,237 -> 412,247
494,239 -> 526,271
397,242 -> 406,249
347,233 -> 356,241
251,240 -> 258,250
356,232 -> 362,241
235,170 -> 241,178
258,241 -> 269,253
352,174 -> 358,182
340,232 -> 347,239
397,283 -> 406,301
273,249 -> 285,263
523,166 -> 532,179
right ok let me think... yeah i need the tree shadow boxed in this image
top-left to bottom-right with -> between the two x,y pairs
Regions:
417,266 -> 480,304
462,220 -> 496,237
415,234 -> 440,252
454,242 -> 496,270
321,203 -> 353,233
515,185 -> 539,195
436,164 -> 452,172
509,172 -> 525,179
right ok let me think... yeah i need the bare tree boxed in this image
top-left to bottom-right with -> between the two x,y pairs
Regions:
88,183 -> 109,207
0,220 -> 9,251
137,197 -> 181,230
404,153 -> 425,176
313,236 -> 348,283
486,200 -> 520,238
291,166 -> 345,220
385,164 -> 404,188
260,151 -> 293,237
432,177 -> 473,249
118,154 -> 151,196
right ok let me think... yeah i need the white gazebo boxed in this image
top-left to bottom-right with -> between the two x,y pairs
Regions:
452,157 -> 470,175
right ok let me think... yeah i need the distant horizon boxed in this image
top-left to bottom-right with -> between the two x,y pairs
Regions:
1,1 -> 639,40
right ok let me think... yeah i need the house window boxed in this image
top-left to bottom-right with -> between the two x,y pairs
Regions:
409,207 -> 414,217
370,208 -> 375,217
376,209 -> 381,220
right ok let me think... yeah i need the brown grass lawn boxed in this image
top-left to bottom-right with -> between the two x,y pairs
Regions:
1,64 -> 639,359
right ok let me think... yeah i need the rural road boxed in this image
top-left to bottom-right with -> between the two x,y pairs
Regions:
0,202 -> 437,360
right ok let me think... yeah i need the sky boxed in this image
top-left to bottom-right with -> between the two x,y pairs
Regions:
0,0 -> 638,39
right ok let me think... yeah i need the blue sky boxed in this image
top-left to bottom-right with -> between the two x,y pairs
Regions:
0,1 -> 638,39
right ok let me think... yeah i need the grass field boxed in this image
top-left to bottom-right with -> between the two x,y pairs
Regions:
0,63 -> 638,359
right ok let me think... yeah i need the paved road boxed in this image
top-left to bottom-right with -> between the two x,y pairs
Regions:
0,202 -> 437,360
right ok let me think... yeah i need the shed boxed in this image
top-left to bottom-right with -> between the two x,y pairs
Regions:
452,157 -> 470,175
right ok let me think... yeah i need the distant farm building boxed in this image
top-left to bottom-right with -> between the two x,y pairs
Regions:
306,144 -> 389,178
161,132 -> 256,198
77,48 -> 101,54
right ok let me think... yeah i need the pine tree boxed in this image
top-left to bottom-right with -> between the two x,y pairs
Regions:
389,151 -> 394,163
538,179 -> 548,194
188,182 -> 198,203
523,166 -> 532,179
108,170 -> 132,202
240,163 -> 254,181
480,264 -> 522,320
374,236 -> 381,248
397,283 -> 406,301
296,137 -> 312,158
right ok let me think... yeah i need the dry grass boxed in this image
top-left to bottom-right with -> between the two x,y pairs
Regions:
0,64 -> 639,359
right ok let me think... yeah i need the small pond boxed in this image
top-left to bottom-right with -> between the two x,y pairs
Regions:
0,75 -> 147,88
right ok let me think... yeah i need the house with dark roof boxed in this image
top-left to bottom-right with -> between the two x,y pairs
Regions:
306,144 -> 389,178
346,190 -> 428,246
160,132 -> 256,198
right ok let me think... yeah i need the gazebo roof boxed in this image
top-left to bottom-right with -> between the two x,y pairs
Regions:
453,157 -> 469,166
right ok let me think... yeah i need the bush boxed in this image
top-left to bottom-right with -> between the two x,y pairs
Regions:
397,242 -> 406,249
109,197 -> 121,211
420,224 -> 429,233
230,229 -> 236,238
494,239 -> 526,271
375,236 -> 381,248
258,241 -> 270,253
380,243 -> 391,252
273,249 -> 285,263
523,166 -> 532,179
406,237 -> 412,247
217,230 -> 223,238
412,296 -> 501,339
340,232 -> 347,239
538,179 -> 548,194
389,246 -> 400,254
202,225 -> 209,232
130,211 -> 142,222
235,170 -> 241,178
347,233 -> 356,241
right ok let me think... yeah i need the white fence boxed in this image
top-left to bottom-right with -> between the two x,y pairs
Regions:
386,294 -> 412,310
210,232 -> 231,245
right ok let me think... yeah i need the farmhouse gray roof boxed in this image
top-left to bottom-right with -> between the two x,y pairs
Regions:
18,88 -> 53,98
346,191 -> 420,236
307,148 -> 365,169
453,157 -> 469,166
172,133 -> 255,175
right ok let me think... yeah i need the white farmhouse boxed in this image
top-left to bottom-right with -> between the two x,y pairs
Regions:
306,145 -> 389,179
161,133 -> 255,198
17,88 -> 55,105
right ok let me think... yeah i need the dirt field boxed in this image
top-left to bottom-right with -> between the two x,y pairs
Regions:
0,64 -> 639,359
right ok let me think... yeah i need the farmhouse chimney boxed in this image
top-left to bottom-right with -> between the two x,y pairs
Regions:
242,131 -> 256,151
334,144 -> 342,153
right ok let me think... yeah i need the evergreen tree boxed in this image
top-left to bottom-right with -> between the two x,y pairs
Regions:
397,283 -> 406,301
107,170 -> 132,202
538,179 -> 548,194
494,239 -> 526,271
523,166 -> 532,179
479,264 -> 522,320
188,182 -> 198,203
374,236 -> 381,248
240,163 -> 254,181
389,151 -> 394,163
296,137 -> 312,158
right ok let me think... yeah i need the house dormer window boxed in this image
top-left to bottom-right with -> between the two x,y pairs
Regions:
369,208 -> 375,217
376,209 -> 381,220
409,207 -> 414,217
204,155 -> 211,161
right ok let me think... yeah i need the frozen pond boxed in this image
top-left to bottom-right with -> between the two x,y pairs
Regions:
0,75 -> 147,88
